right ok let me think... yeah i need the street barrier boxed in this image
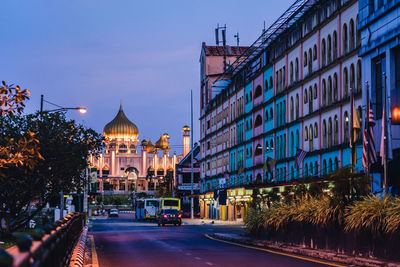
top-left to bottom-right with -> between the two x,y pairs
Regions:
3,212 -> 85,267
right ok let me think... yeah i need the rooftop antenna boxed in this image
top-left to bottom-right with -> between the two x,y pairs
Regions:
234,31 -> 240,60
262,21 -> 267,42
215,24 -> 227,71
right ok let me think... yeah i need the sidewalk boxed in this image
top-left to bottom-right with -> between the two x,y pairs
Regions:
208,233 -> 400,267
182,218 -> 244,226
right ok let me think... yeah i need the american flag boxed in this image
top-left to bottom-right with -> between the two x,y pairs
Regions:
362,103 -> 377,168
295,148 -> 307,169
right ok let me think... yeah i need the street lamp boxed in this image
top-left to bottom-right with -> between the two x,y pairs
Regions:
39,94 -> 87,219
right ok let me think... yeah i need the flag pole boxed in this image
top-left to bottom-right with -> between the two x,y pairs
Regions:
365,82 -> 370,188
383,73 -> 388,195
350,87 -> 354,173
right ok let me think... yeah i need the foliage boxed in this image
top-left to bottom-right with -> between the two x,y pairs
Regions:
0,81 -> 40,169
345,195 -> 400,235
0,112 -> 103,234
102,195 -> 130,205
244,206 -> 265,234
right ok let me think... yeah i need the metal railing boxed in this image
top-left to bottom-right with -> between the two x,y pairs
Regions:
5,212 -> 85,267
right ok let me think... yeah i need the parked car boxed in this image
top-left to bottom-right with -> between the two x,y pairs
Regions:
157,209 -> 181,226
109,209 -> 119,217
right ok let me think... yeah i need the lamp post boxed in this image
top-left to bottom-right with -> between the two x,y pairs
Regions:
40,94 -> 87,219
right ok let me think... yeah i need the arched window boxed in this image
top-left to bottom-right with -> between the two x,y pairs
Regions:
328,76 -> 333,105
314,123 -> 318,138
323,160 -> 327,175
310,162 -> 313,176
334,157 -> 339,172
314,161 -> 318,176
349,19 -> 355,51
305,126 -> 309,141
269,77 -> 273,89
255,86 -> 262,98
314,84 -> 318,99
290,97 -> 294,122
290,61 -> 294,84
270,139 -> 274,150
309,86 -> 313,112
350,64 -> 355,91
119,143 -> 127,153
265,140 -> 269,151
322,120 -> 327,148
321,38 -> 326,66
328,118 -> 333,147
295,94 -> 299,119
334,115 -> 339,145
333,73 -> 338,101
343,23 -> 348,54
322,79 -> 327,106
255,144 -> 262,155
305,163 -> 309,177
279,70 -> 282,91
304,51 -> 308,67
343,67 -> 349,97
295,58 -> 299,81
291,166 -> 294,180
333,31 -> 338,59
304,89 -> 308,104
313,45 -> 317,61
327,34 -> 332,64
308,48 -> 312,74
357,60 -> 362,92
265,109 -> 268,121
344,111 -> 349,142
328,158 -> 333,173
309,124 -> 314,152
255,115 -> 262,127
265,79 -> 269,91
270,107 -> 273,120
291,132 -> 294,156
296,130 -> 299,149
157,168 -> 165,176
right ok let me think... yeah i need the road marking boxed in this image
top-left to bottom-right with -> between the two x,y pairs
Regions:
204,234 -> 345,267
90,235 -> 99,267
205,262 -> 214,265
194,257 -> 201,260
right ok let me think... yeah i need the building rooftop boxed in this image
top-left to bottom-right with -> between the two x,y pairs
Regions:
202,43 -> 249,57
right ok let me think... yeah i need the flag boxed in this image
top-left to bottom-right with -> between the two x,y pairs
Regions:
238,166 -> 243,175
294,148 -> 307,169
380,97 -> 393,164
266,157 -> 276,174
362,103 -> 377,168
353,101 -> 361,143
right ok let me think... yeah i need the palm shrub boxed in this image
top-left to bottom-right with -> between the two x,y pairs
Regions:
244,207 -> 265,234
385,197 -> 400,234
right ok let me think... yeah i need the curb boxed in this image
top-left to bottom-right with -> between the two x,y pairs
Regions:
69,226 -> 88,267
205,233 -> 400,267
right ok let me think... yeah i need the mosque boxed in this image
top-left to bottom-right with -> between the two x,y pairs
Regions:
89,105 -> 190,195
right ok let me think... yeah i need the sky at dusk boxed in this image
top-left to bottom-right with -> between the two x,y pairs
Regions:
1,0 -> 293,154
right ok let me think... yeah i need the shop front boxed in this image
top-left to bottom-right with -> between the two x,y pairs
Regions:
227,188 -> 253,221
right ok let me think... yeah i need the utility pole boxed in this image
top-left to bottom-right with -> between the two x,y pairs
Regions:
40,95 -> 44,113
190,90 -> 194,219
234,32 -> 240,60
383,73 -> 388,195
84,167 -> 88,213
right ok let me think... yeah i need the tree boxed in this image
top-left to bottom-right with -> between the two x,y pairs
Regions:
0,112 -> 103,234
0,81 -> 40,169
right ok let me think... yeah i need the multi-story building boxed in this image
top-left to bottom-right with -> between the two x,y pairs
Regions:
359,0 -> 400,191
89,105 -> 186,196
199,0 -> 363,220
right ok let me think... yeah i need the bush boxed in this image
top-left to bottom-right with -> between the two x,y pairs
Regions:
244,207 -> 265,235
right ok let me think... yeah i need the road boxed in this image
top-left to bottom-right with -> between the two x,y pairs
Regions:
88,214 -> 329,267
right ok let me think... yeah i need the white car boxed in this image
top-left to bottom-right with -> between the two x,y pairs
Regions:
109,209 -> 119,217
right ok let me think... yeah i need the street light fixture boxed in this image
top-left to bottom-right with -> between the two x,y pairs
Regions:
39,94 -> 87,219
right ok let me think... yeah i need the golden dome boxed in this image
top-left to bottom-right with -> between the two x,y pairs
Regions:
146,139 -> 155,153
183,125 -> 190,132
103,105 -> 139,140
155,134 -> 169,150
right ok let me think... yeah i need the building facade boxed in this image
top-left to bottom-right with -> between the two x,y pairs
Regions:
359,0 -> 400,191
89,105 -> 186,196
199,0 -> 363,220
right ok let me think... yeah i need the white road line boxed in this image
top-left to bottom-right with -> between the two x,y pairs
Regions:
89,235 -> 99,267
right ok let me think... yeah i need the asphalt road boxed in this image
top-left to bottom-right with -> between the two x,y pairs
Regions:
89,214 -> 328,267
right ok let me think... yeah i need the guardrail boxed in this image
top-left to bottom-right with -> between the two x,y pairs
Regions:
3,212 -> 85,267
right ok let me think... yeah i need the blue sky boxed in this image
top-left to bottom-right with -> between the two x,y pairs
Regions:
1,0 -> 293,154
